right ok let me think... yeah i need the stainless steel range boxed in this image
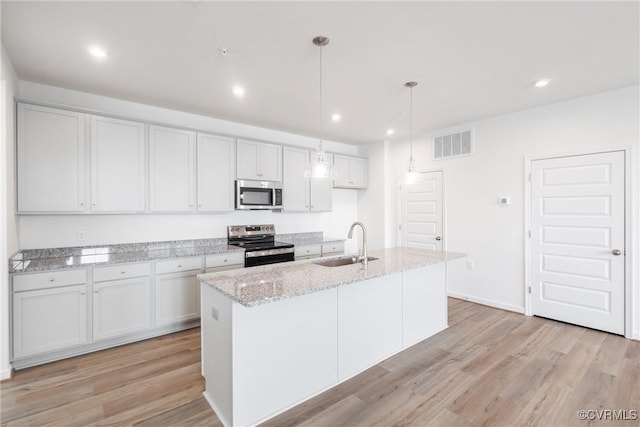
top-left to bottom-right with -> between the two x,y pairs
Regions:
228,224 -> 295,267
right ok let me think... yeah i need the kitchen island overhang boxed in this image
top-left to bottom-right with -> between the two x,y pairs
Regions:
198,247 -> 465,427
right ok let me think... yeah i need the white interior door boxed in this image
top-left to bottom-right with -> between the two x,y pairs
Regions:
530,151 -> 625,335
400,171 -> 443,251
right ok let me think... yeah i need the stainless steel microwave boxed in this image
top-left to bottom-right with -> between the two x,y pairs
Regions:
235,180 -> 283,210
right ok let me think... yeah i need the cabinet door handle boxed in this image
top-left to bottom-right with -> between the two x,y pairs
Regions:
48,277 -> 55,282
80,290 -> 85,295
177,264 -> 182,268
79,202 -> 84,207
223,259 -> 228,263
612,249 -> 622,256
121,271 -> 126,274
94,289 -> 99,293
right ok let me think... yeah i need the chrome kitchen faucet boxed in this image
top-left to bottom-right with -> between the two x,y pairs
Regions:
347,221 -> 368,265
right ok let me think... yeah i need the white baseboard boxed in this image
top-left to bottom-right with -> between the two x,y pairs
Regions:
203,391 -> 232,427
0,366 -> 13,381
448,292 -> 525,314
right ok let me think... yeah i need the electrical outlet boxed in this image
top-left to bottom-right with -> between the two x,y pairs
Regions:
466,261 -> 474,270
77,230 -> 85,241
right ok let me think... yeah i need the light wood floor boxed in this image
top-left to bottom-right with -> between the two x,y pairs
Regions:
2,298 -> 639,426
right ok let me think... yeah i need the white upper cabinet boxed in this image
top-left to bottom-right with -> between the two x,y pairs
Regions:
90,116 -> 145,212
282,148 -> 332,212
197,133 -> 235,212
17,103 -> 87,212
237,139 -> 282,182
310,175 -> 333,212
149,125 -> 196,212
333,154 -> 368,189
282,147 -> 309,211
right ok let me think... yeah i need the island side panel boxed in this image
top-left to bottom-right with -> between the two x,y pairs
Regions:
200,284 -> 234,427
402,263 -> 447,347
337,272 -> 403,381
232,287 -> 339,427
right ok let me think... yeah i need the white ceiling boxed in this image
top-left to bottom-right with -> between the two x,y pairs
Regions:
2,1 -> 638,145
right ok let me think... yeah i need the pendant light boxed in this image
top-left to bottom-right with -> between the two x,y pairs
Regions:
304,35 -> 335,179
404,81 -> 419,184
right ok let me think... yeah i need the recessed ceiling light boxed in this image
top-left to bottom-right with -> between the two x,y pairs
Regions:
89,46 -> 107,58
534,79 -> 550,88
232,86 -> 245,97
331,113 -> 341,122
386,129 -> 395,135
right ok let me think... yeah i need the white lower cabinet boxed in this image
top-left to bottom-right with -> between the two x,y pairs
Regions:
294,244 -> 322,260
337,273 -> 403,379
11,253 -> 245,368
93,277 -> 151,341
155,270 -> 201,326
321,242 -> 344,257
402,263 -> 447,346
13,284 -> 88,359
205,252 -> 244,273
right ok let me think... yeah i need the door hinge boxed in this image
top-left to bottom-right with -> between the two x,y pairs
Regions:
528,230 -> 531,238
528,174 -> 532,182
528,286 -> 532,294
398,224 -> 402,231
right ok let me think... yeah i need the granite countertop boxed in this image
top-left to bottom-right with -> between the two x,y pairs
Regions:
9,231 -> 343,274
9,238 -> 244,274
276,232 -> 345,246
198,247 -> 465,307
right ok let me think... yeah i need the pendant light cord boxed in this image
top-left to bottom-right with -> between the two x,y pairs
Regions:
319,43 -> 323,152
409,85 -> 413,160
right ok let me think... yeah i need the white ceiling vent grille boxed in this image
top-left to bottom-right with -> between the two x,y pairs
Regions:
434,129 -> 473,160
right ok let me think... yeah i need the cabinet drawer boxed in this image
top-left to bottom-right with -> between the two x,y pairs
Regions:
295,245 -> 321,259
155,257 -> 202,275
93,262 -> 151,282
13,269 -> 87,293
322,242 -> 344,256
205,252 -> 244,269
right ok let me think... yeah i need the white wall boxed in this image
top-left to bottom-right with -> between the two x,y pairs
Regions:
383,86 -> 640,337
357,141 -> 389,251
16,82 -> 361,252
1,44 -> 20,379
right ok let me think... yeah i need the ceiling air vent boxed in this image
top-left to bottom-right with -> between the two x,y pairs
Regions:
434,129 -> 473,160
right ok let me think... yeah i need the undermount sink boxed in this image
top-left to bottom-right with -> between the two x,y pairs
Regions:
313,255 -> 378,267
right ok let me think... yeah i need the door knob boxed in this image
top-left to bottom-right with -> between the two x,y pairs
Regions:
612,249 -> 622,256
435,236 -> 442,241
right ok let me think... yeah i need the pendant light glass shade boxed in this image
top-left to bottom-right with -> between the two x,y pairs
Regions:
304,140 -> 334,178
304,35 -> 335,179
404,81 -> 419,184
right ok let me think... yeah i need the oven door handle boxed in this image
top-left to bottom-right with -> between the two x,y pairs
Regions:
245,247 -> 295,258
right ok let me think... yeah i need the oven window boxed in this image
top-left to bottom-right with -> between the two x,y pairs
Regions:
241,188 -> 272,206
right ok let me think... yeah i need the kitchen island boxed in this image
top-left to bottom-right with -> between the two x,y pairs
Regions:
198,247 -> 464,427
